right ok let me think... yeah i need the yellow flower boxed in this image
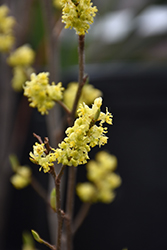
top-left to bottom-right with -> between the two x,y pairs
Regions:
29,142 -> 57,173
62,0 -> 98,35
63,81 -> 102,112
11,66 -> 27,91
0,5 -> 16,52
10,166 -> 32,189
77,151 -> 121,203
9,154 -> 32,189
53,0 -> 64,9
0,34 -> 15,52
54,97 -> 112,166
30,98 -> 113,172
24,72 -> 64,115
7,45 -> 35,67
76,182 -> 97,202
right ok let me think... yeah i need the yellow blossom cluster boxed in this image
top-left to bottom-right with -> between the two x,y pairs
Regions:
0,5 -> 15,52
24,72 -> 64,115
7,44 -> 35,66
9,154 -> 32,189
76,151 -> 122,203
53,0 -> 64,9
7,45 -> 35,91
54,97 -> 112,166
29,98 -> 112,172
62,0 -> 98,35
63,81 -> 102,112
29,143 -> 56,173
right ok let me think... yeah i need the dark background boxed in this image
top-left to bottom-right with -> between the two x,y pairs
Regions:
1,0 -> 167,249
3,63 -> 167,250
74,63 -> 167,250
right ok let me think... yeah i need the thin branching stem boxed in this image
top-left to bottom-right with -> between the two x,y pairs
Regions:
57,100 -> 71,115
69,35 -> 85,125
65,166 -> 77,250
65,34 -> 85,250
55,164 -> 66,250
57,165 -> 66,180
73,202 -> 91,234
55,177 -> 63,250
42,238 -> 57,250
30,176 -> 55,211
33,133 -> 43,144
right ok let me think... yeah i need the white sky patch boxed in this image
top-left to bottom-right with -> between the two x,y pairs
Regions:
92,9 -> 134,43
135,5 -> 167,36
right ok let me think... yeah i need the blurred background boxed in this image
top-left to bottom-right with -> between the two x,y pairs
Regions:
0,0 -> 167,250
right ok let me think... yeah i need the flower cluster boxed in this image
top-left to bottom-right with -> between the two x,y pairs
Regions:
24,72 -> 64,114
7,45 -> 35,91
0,5 -> 15,52
54,97 -> 112,166
76,151 -> 121,203
53,0 -> 64,9
29,98 -> 112,172
9,154 -> 32,189
62,0 -> 98,35
63,81 -> 102,112
7,44 -> 35,66
29,143 -> 56,173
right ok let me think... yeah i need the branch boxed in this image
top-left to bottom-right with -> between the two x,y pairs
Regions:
65,166 -> 77,250
50,164 -> 66,250
65,34 -> 86,250
56,100 -> 71,115
69,35 -> 86,126
44,137 -> 52,154
31,176 -> 55,212
73,202 -> 91,234
33,133 -> 43,144
42,238 -> 57,250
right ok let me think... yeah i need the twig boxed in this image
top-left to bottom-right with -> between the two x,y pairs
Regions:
57,164 -> 66,180
55,176 -> 63,250
56,100 -> 71,115
50,164 -> 66,250
42,238 -> 57,250
73,202 -> 91,234
69,35 -> 86,126
31,176 -> 56,212
33,133 -> 43,144
65,34 -> 85,250
55,165 -> 66,250
65,166 -> 77,250
44,137 -> 52,154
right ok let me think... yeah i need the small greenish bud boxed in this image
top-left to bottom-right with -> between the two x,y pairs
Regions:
94,108 -> 100,121
22,231 -> 35,248
50,187 -> 57,212
71,0 -> 79,5
9,154 -> 19,172
29,157 -> 38,164
31,230 -> 42,243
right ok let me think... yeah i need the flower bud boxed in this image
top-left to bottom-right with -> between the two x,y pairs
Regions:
50,188 -> 57,212
31,230 -> 42,243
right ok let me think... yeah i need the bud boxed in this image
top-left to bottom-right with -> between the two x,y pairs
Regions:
50,188 -> 57,212
22,231 -> 35,249
94,108 -> 100,121
9,154 -> 19,172
31,230 -> 42,243
71,0 -> 79,4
